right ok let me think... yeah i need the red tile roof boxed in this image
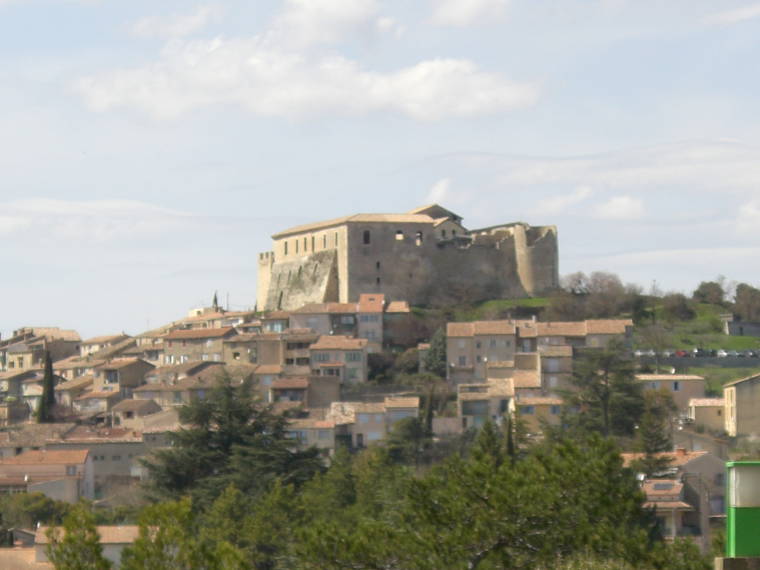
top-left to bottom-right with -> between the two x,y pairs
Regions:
0,449 -> 88,465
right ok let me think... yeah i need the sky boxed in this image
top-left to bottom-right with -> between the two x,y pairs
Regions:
2,0 -> 760,340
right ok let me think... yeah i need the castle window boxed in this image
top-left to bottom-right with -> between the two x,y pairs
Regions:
376,261 -> 380,270
363,230 -> 371,245
416,231 -> 423,246
442,230 -> 446,238
376,277 -> 381,286
311,236 -> 315,251
395,230 -> 404,241
335,232 -> 338,246
303,237 -> 307,251
323,235 -> 327,248
284,242 -> 288,255
295,240 -> 299,253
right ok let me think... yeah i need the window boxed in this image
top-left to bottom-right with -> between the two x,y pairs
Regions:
415,231 -> 423,245
66,465 -> 77,476
363,230 -> 371,244
550,405 -> 561,415
346,351 -> 362,362
334,232 -> 338,246
311,236 -> 315,251
358,413 -> 370,424
476,341 -> 481,349
376,261 -> 380,270
442,229 -> 446,238
520,406 -> 535,415
322,235 -> 327,248
458,355 -> 467,366
376,277 -> 380,285
476,355 -> 482,363
284,242 -> 288,255
347,368 -> 358,380
395,230 -> 404,240
457,339 -> 466,349
303,237 -> 307,250
314,352 -> 331,362
317,429 -> 331,441
672,381 -> 680,392
490,339 -> 497,348
295,239 -> 299,253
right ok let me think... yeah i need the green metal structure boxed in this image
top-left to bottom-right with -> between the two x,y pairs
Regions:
726,461 -> 760,557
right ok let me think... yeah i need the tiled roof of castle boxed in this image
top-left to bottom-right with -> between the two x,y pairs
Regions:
273,213 -> 435,238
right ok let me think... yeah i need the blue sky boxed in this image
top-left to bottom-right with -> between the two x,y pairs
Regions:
2,0 -> 760,339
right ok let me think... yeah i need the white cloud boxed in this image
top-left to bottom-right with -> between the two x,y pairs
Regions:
431,0 -> 508,27
269,0 -> 380,48
74,42 -> 538,120
737,200 -> 760,234
426,178 -> 451,203
534,185 -> 592,215
488,141 -> 760,192
131,5 -> 224,39
0,199 -> 193,242
376,16 -> 404,38
592,195 -> 644,220
704,3 -> 760,26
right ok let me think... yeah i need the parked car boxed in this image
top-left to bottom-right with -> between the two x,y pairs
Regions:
717,349 -> 728,358
727,350 -> 740,358
675,350 -> 690,357
661,349 -> 675,358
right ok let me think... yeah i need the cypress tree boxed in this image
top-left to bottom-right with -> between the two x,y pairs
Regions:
36,351 -> 55,424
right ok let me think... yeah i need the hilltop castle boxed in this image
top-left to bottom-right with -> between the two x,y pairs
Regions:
257,204 -> 559,311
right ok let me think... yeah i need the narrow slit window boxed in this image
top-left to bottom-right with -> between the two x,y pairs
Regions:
415,231 -> 423,246
363,230 -> 371,245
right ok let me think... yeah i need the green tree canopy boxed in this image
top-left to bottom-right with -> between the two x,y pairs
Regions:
563,340 -> 644,437
423,327 -> 447,378
141,373 -> 323,506
45,502 -> 112,570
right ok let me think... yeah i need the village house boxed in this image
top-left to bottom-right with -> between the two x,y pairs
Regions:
309,335 -> 369,384
222,332 -> 259,364
268,375 -> 340,408
163,327 -> 236,365
687,398 -> 725,433
73,390 -> 122,418
53,355 -> 105,381
79,334 -> 130,357
446,318 -> 632,387
0,327 -> 81,373
45,426 -> 146,497
55,375 -> 95,407
723,373 -> 760,438
110,399 -> 162,430
325,396 -> 419,448
0,449 -> 94,502
640,479 -> 696,541
635,374 -> 706,414
515,396 -> 563,434
92,358 -> 154,398
0,423 -> 76,458
457,379 -> 513,430
20,370 -> 66,414
622,449 -> 725,551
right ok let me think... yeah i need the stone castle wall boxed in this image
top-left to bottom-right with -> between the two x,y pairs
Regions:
257,212 -> 558,310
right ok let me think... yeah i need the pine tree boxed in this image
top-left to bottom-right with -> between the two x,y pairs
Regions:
45,503 -> 111,570
36,351 -> 55,424
423,327 -> 447,378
